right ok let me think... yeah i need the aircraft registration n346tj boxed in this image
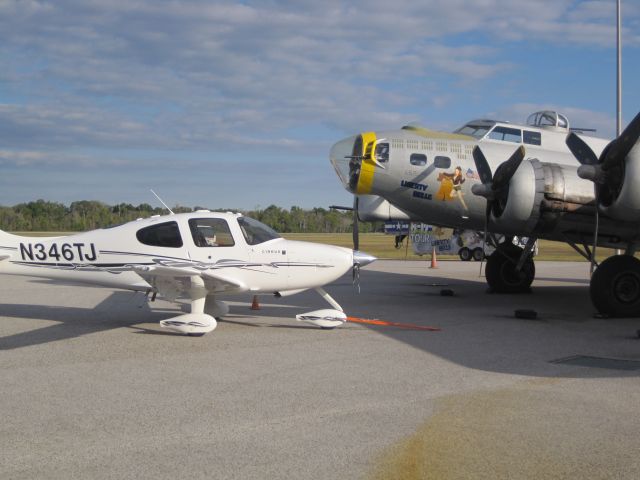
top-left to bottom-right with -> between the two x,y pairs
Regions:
0,211 -> 376,335
330,110 -> 640,318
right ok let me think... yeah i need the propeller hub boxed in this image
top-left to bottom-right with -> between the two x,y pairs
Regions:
353,250 -> 377,267
471,183 -> 493,199
577,164 -> 600,182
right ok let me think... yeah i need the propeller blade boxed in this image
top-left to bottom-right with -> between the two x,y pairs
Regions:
602,110 -> 640,170
472,146 -> 493,184
492,145 -> 525,190
352,196 -> 359,251
479,204 -> 490,278
352,251 -> 376,294
566,132 -> 599,165
590,190 -> 599,276
352,262 -> 360,293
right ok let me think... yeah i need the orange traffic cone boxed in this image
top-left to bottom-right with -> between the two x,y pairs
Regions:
250,295 -> 261,310
429,247 -> 439,269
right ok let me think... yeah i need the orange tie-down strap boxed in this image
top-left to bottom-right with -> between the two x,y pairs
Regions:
346,316 -> 441,331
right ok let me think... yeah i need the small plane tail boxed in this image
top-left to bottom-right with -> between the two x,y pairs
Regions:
0,229 -> 20,261
0,228 -> 16,242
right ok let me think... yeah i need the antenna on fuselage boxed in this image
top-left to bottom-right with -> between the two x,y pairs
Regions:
150,189 -> 175,215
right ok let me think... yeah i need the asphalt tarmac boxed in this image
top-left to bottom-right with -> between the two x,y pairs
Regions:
1,260 -> 639,479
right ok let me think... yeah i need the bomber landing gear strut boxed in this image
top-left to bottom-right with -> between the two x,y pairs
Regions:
590,255 -> 640,317
485,242 -> 535,293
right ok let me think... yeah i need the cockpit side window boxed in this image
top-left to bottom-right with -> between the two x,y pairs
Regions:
523,130 -> 541,146
487,126 -> 522,143
189,218 -> 235,247
375,142 -> 389,163
136,221 -> 183,248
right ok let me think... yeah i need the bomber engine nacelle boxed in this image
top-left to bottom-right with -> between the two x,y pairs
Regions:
356,195 -> 413,222
474,154 -> 596,236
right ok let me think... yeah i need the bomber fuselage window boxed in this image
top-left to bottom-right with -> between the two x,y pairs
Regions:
523,130 -> 542,146
434,156 -> 451,169
375,142 -> 389,163
410,153 -> 427,166
136,221 -> 183,248
487,126 -> 522,143
189,218 -> 235,247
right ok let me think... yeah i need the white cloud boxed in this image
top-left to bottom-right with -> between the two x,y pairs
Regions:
0,1 -> 637,204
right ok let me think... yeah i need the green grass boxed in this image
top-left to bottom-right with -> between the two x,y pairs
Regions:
283,232 -> 616,262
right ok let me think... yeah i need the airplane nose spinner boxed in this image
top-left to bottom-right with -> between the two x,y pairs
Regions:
353,250 -> 376,267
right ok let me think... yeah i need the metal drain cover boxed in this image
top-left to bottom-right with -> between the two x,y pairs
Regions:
551,355 -> 640,371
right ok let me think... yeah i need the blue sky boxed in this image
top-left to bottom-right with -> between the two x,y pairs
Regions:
1,0 -> 639,210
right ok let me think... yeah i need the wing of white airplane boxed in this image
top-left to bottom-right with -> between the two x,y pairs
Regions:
201,270 -> 248,294
133,262 -> 249,298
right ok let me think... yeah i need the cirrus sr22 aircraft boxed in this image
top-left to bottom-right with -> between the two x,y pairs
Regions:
330,110 -> 640,318
0,211 -> 375,335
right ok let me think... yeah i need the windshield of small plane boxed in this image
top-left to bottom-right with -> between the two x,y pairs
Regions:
237,216 -> 281,245
454,124 -> 492,139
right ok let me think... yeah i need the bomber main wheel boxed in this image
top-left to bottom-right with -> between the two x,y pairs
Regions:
590,255 -> 640,317
485,245 -> 535,293
459,247 -> 471,261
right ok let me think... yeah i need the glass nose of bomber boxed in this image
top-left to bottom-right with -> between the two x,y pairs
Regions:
329,134 -> 360,193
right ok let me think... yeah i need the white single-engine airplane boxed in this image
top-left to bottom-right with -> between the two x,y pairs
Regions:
330,110 -> 640,318
0,210 -> 376,335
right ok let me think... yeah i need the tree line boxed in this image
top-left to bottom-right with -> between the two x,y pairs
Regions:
0,200 -> 381,234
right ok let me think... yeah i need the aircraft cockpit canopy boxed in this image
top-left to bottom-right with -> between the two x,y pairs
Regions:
526,111 -> 570,131
237,216 -> 281,245
453,120 -> 495,139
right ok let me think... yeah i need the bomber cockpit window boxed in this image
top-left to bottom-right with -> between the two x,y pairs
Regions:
454,124 -> 492,139
487,126 -> 522,143
136,221 -> 183,248
237,216 -> 281,245
189,218 -> 235,247
375,142 -> 389,163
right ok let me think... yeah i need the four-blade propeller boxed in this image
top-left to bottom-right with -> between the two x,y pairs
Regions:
565,111 -> 640,274
567,110 -> 640,194
470,145 -> 526,274
471,145 -> 526,220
